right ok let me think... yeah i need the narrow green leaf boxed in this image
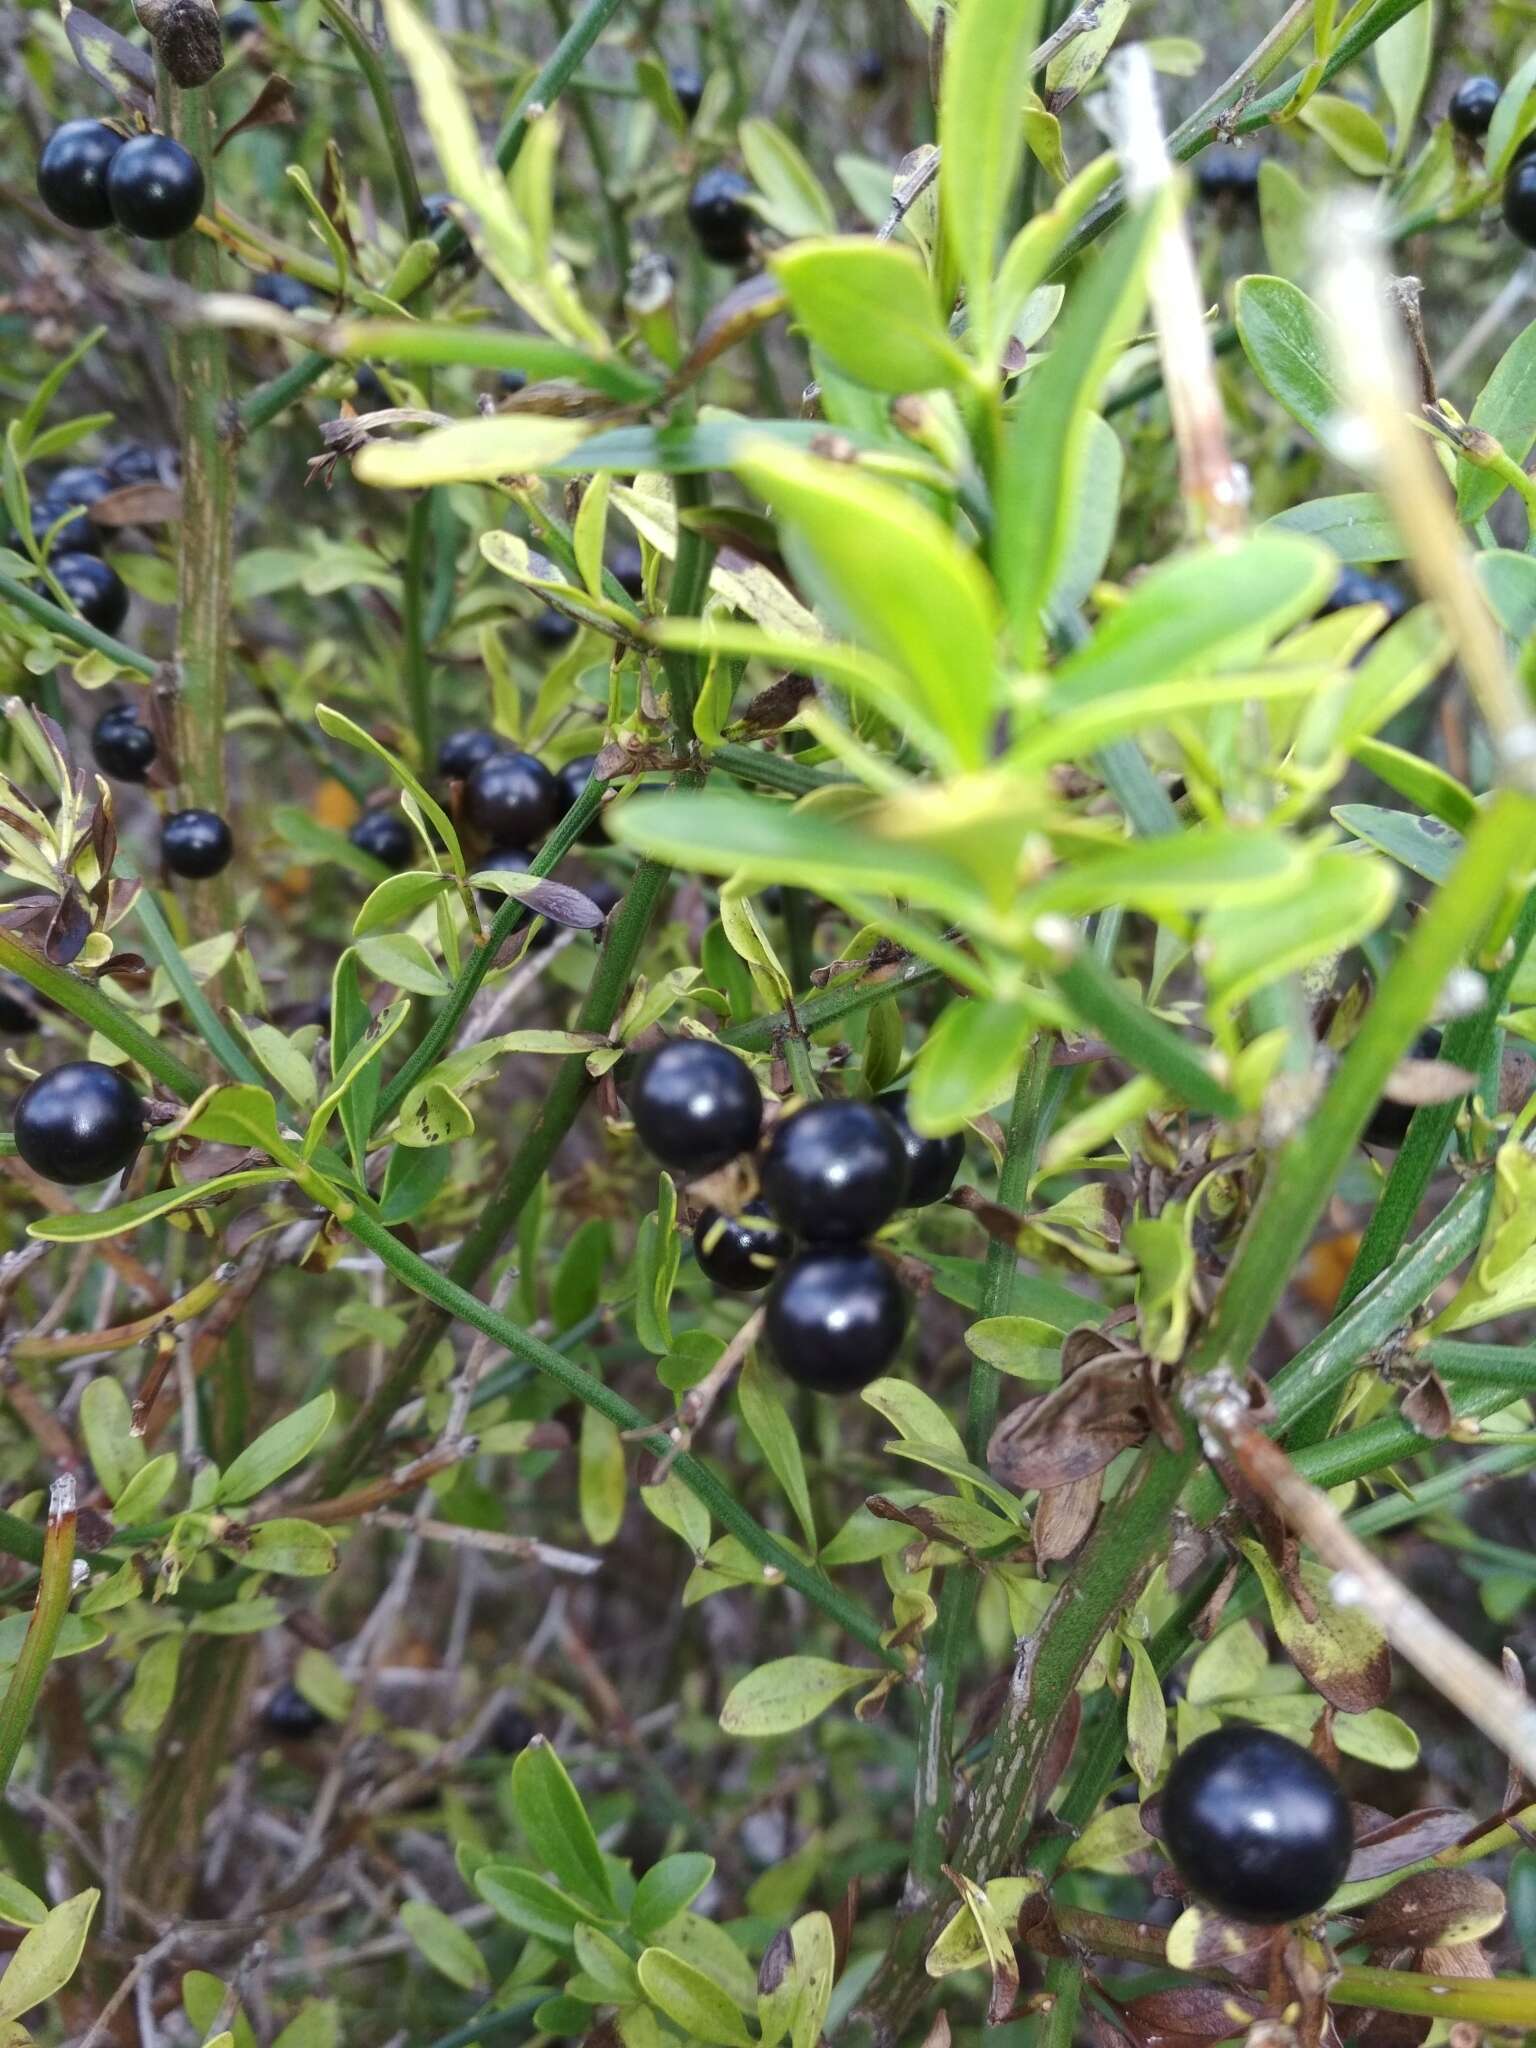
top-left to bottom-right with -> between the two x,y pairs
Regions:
511,1740 -> 616,1913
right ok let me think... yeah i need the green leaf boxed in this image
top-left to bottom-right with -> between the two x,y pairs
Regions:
631,1853 -> 716,1941
926,1878 -> 1041,1977
1476,547 -> 1536,643
1374,1 -> 1434,159
0,1889 -> 97,2024
1124,1632 -> 1167,1787
1332,803 -> 1463,884
578,1408 -> 626,1547
737,1353 -> 817,1553
1459,318 -> 1536,522
1266,492 -> 1402,561
1237,1538 -> 1391,1715
938,0 -> 1046,347
399,1900 -> 486,1990
231,1519 -> 337,1577
1258,158 -> 1309,281
111,1454 -> 176,1523
1234,275 -> 1344,444
122,1633 -> 183,1736
352,869 -> 455,936
239,1021 -> 318,1112
739,118 -> 836,238
0,1878 -> 45,1931
962,1317 -> 1062,1381
216,1394 -> 336,1505
637,1948 -> 753,2047
272,2001 -> 341,2048
1298,94 -> 1392,173
79,1376 -> 144,1504
771,240 -> 967,394
511,1740 -> 616,1913
474,1864 -> 604,1945
996,200 -> 1160,659
314,705 -> 463,878
906,998 -> 1036,1136
718,1657 -> 867,1737
354,413 -> 595,490
354,932 -> 450,996
1186,1621 -> 1269,1705
1047,411 -> 1124,619
26,1169 -> 289,1243
732,441 -> 998,771
860,1376 -> 969,1461
759,1910 -> 835,2048
1350,740 -> 1477,832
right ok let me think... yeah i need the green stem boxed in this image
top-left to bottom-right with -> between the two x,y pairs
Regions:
712,743 -> 842,797
133,888 -> 265,1090
1428,1339 -> 1536,1390
402,494 -> 434,767
0,933 -> 203,1100
721,958 -> 946,1056
0,569 -> 157,677
316,0 -> 424,230
0,1486 -> 75,1795
1051,946 -> 1236,1117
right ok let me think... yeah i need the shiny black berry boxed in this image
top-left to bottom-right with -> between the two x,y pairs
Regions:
22,496 -> 97,558
630,1039 -> 763,1173
91,704 -> 156,782
251,271 -> 314,311
438,727 -> 505,781
498,368 -> 527,396
464,749 -> 562,850
1506,156 -> 1536,247
355,364 -> 389,408
107,134 -> 206,239
1196,147 -> 1260,202
1160,1726 -> 1353,1923
1363,1027 -> 1445,1149
48,465 -> 114,513
765,1246 -> 908,1394
13,1060 -> 145,1186
226,5 -> 263,38
694,1201 -> 791,1292
669,65 -> 704,119
37,121 -> 125,230
52,554 -> 128,635
760,1098 -> 909,1243
687,167 -> 754,265
489,1703 -> 536,1754
1450,76 -> 1500,138
881,1090 -> 964,1208
261,1682 -> 326,1738
350,808 -> 414,870
163,808 -> 233,879
105,443 -> 161,489
532,607 -> 578,650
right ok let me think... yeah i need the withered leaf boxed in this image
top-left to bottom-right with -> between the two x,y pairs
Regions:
63,5 -> 157,108
988,1354 -> 1153,1490
87,482 -> 182,527
756,1926 -> 791,1997
740,672 -> 817,735
1400,1371 -> 1453,1440
1117,1986 -> 1263,2040
215,72 -> 299,155
1357,1872 -> 1506,1951
44,888 -> 92,966
1380,1056 -> 1477,1106
672,271 -> 787,389
1236,1539 -> 1392,1715
1346,1807 -> 1473,1883
1032,1473 -> 1102,1561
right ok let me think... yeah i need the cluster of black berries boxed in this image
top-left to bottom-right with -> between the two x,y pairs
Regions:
37,122 -> 204,241
1449,72 -> 1536,248
90,704 -> 234,881
629,1040 -> 964,1395
6,448 -> 162,636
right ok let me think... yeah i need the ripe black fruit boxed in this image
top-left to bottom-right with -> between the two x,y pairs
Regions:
1450,75 -> 1500,138
350,808 -> 414,870
765,1246 -> 908,1394
105,443 -> 160,489
252,271 -> 315,311
855,50 -> 887,88
464,749 -> 562,850
498,368 -> 527,396
438,727 -> 505,781
669,65 -> 704,119
14,1060 -> 145,1185
355,364 -> 389,408
163,808 -> 233,879
107,134 -> 206,239
52,553 -> 128,635
630,1039 -> 763,1173
91,704 -> 157,782
225,5 -> 263,39
48,465 -> 114,512
1363,1027 -> 1445,1149
489,1703 -> 536,1754
20,496 -> 97,558
261,1682 -> 326,1738
1160,1726 -> 1353,1923
37,121 -> 125,230
532,606 -> 578,649
686,167 -> 754,264
760,1098 -> 909,1243
694,1201 -> 791,1292
1196,147 -> 1260,202
1505,156 -> 1536,248
881,1091 -> 964,1207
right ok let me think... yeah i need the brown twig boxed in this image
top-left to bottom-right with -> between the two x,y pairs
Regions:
624,1307 -> 764,1477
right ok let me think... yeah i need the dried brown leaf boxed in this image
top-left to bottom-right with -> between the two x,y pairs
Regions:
1358,1872 -> 1506,1951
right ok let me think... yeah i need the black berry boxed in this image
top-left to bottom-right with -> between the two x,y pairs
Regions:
760,1098 -> 909,1243
350,808 -> 414,870
1196,148 -> 1260,203
881,1090 -> 964,1207
261,1682 -> 326,1738
13,1061 -> 145,1186
669,65 -> 704,119
48,465 -> 114,512
22,497 -> 97,558
855,50 -> 887,88
532,607 -> 578,650
1160,1726 -> 1353,1924
765,1246 -> 908,1394
489,1703 -> 536,1754
225,6 -> 263,40
107,134 -> 206,240
1506,156 -> 1536,248
498,368 -> 527,396
105,444 -> 161,489
37,121 -> 125,230
1363,1027 -> 1446,1149
52,554 -> 128,635
686,168 -> 755,265
438,727 -> 505,781
1449,75 -> 1500,139
355,364 -> 389,408
629,1039 -> 763,1173
251,271 -> 315,311
464,750 -> 562,850
91,704 -> 157,782
163,808 -> 233,880
694,1201 -> 791,1292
